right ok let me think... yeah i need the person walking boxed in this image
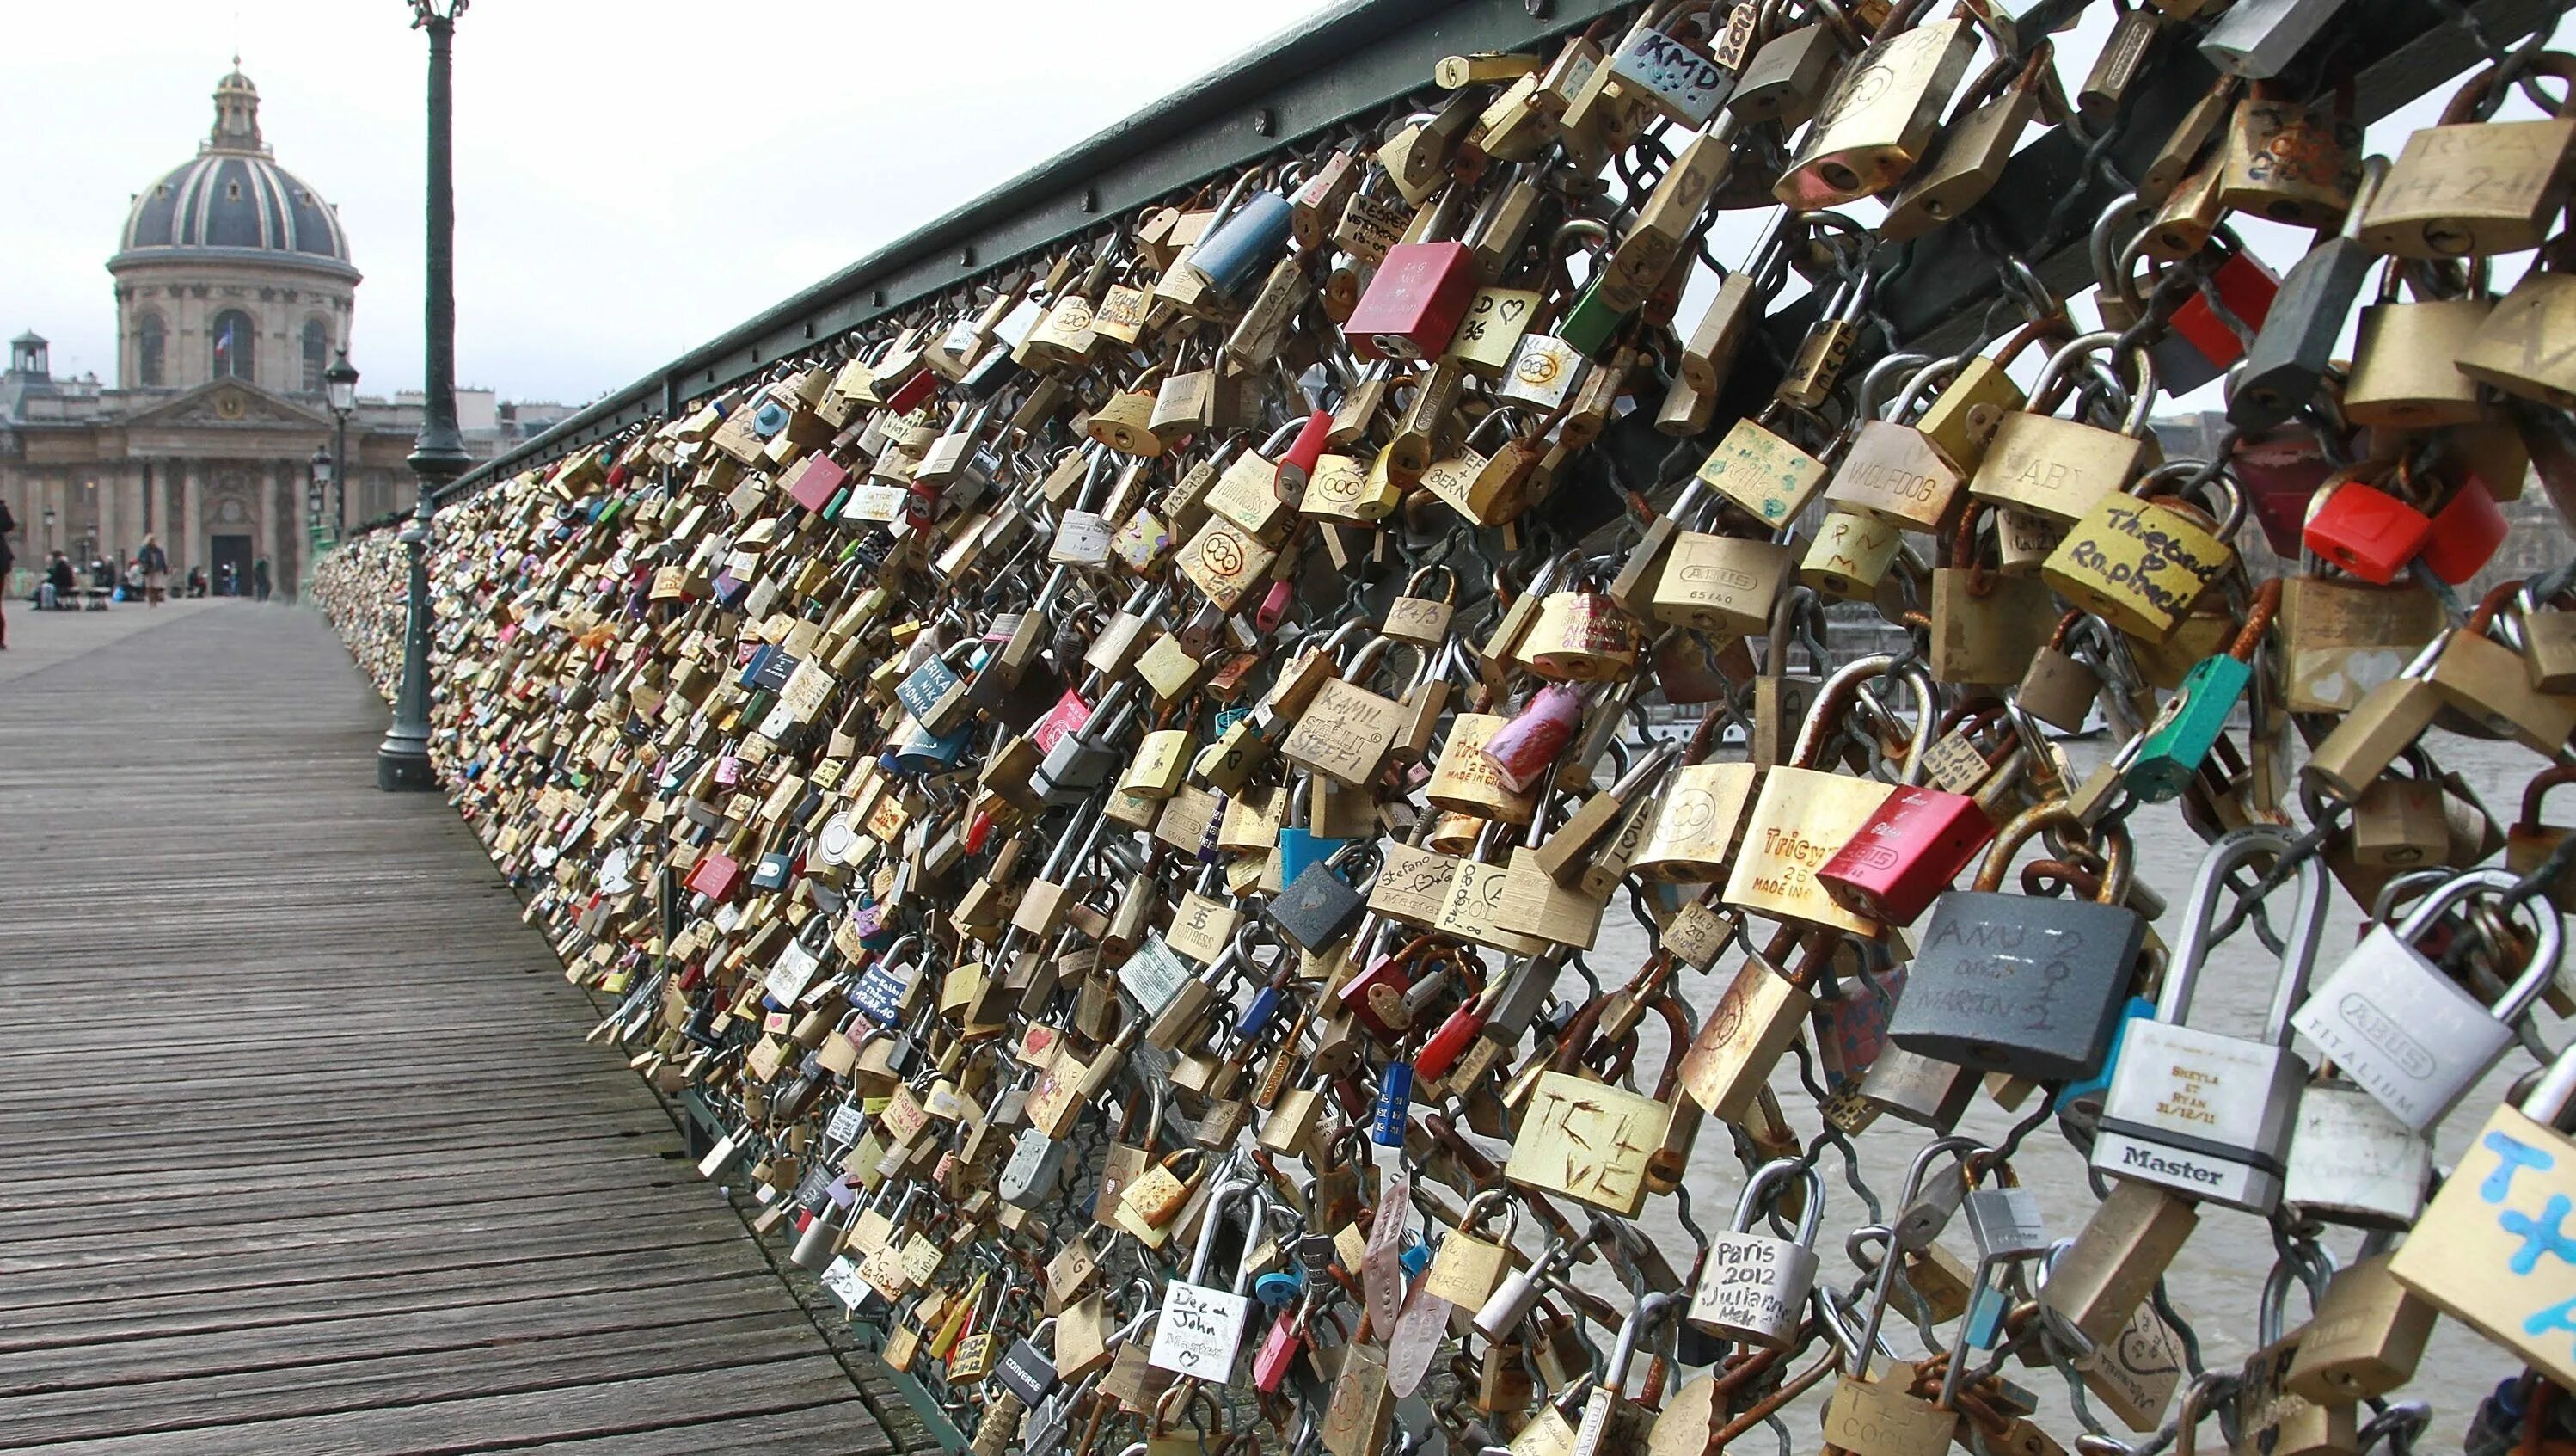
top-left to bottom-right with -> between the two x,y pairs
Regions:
253,556 -> 272,602
0,497 -> 15,648
138,534 -> 169,607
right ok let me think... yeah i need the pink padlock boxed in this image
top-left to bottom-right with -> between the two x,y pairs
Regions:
1252,1309 -> 1304,1393
1478,684 -> 1586,793
1256,578 -> 1297,634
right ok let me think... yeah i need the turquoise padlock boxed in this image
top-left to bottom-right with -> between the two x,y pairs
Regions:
2120,580 -> 2278,802
1276,826 -> 1348,887
2054,995 -> 2156,1112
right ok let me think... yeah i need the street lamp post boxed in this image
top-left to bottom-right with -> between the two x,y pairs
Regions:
325,348 -> 358,531
380,0 -> 472,792
309,445 -> 332,551
41,507 -> 55,557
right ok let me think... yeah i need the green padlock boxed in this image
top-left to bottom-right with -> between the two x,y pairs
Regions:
2124,580 -> 2278,803
1559,273 -> 1629,359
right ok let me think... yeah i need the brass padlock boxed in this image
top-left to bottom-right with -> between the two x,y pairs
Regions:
2360,52 -> 2576,257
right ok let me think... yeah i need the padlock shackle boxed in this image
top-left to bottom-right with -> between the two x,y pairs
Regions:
1731,1155 -> 1828,1248
2161,825 -> 2328,1043
2394,866 -> 2565,1023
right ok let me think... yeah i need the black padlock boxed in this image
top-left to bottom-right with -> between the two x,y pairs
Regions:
2230,157 -> 2391,430
996,1335 -> 1059,1407
1267,860 -> 1365,951
1888,807 -> 2148,1082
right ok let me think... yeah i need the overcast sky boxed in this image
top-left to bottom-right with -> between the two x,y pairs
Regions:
5,2 -> 2562,414
0,0 -> 1340,405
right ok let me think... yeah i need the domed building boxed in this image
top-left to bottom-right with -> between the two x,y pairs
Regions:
0,66 -> 567,598
113,65 -> 359,401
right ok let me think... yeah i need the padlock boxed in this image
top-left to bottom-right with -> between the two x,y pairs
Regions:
1969,332 -> 2161,525
1687,1158 -> 1824,1349
1816,782 -> 1997,928
2036,1176 -> 2201,1346
2042,458 -> 2239,642
2231,157 -> 2389,429
2015,611 -> 2102,733
2214,80 -> 2362,227
2284,1255 -> 2436,1404
1890,802 -> 2145,1082
1880,46 -> 2046,243
2341,258 -> 2489,429
2090,826 -> 2323,1214
2290,866 -> 2565,1132
2424,587 -> 2576,752
2455,249 -> 2576,409
2359,52 -> 2576,258
2389,1035 -> 2576,1390
2123,577 -> 2278,802
1776,10 -> 1974,206
2280,1076 -> 2432,1227
1145,1178 -> 1262,1381
2509,763 -> 2576,911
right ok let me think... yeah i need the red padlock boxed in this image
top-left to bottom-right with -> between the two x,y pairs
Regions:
1256,578 -> 1297,634
2230,426 -> 2336,557
1278,409 -> 1334,499
1252,1308 -> 1305,1393
684,851 -> 742,902
882,369 -> 938,414
2302,477 -> 2432,584
1335,949 -> 1422,1043
1814,784 -> 1996,926
1346,241 -> 1477,361
1478,683 -> 1586,793
2166,247 -> 2280,377
2419,475 -> 2507,585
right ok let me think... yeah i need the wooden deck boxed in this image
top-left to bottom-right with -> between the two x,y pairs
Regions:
0,601 -> 897,1454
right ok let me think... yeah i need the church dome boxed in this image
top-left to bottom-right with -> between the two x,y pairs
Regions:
113,65 -> 354,276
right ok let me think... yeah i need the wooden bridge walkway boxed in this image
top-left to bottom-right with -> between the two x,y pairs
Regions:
0,600 -> 898,1454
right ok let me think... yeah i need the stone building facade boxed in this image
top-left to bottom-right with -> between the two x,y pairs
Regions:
1,66 -> 570,596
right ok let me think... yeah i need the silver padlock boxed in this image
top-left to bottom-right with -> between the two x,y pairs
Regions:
1000,1124 -> 1072,1208
1144,1174 -> 1264,1381
1860,1043 -> 1978,1131
1471,1234 -> 1580,1342
2291,866 -> 2565,1133
1034,682 -> 1142,804
2092,826 -> 2328,1214
1687,1157 -> 1825,1350
2280,1077 -> 2432,1227
2199,0 -> 2352,78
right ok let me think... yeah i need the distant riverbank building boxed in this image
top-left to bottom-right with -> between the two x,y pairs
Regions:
0,65 -> 567,593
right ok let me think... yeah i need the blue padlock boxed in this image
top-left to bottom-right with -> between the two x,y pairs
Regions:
1254,1268 -> 1303,1310
1276,826 -> 1349,887
1373,1061 -> 1414,1146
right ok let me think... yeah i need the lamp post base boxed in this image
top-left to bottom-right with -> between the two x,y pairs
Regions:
377,729 -> 437,790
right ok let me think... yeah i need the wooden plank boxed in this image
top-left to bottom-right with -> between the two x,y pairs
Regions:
0,1275 -> 800,1394
512,1402 -> 895,1456
0,1242 -> 773,1355
19,1356 -> 874,1456
0,1314 -> 836,1446
0,605 -> 893,1452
